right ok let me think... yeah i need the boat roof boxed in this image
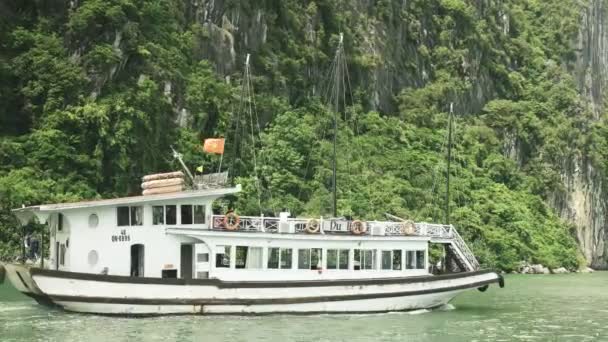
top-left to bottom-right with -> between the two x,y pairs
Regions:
12,185 -> 241,213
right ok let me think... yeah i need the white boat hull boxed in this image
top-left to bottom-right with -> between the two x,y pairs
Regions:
3,264 -> 503,315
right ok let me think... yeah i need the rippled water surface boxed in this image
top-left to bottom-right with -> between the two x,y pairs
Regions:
1,273 -> 607,341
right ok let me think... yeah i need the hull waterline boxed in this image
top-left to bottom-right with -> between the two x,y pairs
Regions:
3,266 -> 504,316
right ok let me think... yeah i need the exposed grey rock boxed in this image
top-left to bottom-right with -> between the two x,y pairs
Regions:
551,267 -> 569,274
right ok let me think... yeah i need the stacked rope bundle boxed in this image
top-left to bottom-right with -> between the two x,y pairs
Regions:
141,171 -> 185,195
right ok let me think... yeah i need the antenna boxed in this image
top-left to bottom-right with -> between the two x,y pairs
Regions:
445,103 -> 454,225
170,146 -> 195,185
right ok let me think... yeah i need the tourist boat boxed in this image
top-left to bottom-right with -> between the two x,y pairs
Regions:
0,36 -> 503,316
1,188 -> 503,315
0,173 -> 503,315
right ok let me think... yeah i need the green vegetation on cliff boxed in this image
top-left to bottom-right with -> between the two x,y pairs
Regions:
1,0 -> 601,271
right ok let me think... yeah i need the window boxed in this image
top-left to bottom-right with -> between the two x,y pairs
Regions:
88,250 -> 98,266
194,205 -> 205,224
354,249 -> 376,270
406,251 -> 416,269
197,253 -> 209,262
117,206 -> 143,226
181,205 -> 193,224
166,205 -> 177,225
180,205 -> 206,224
327,249 -> 349,270
298,249 -> 310,269
152,206 -> 164,225
131,206 -> 143,225
215,245 -> 231,268
117,207 -> 130,226
298,248 -> 322,270
58,213 -> 64,231
393,250 -> 403,270
268,248 -> 293,269
416,250 -> 426,269
88,214 -> 99,228
59,244 -> 66,266
381,250 -> 403,270
381,251 -> 392,270
235,246 -> 263,269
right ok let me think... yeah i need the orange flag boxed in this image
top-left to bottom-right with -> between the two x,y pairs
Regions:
203,138 -> 225,154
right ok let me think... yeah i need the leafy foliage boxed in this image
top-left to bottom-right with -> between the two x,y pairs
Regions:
0,0 -> 592,270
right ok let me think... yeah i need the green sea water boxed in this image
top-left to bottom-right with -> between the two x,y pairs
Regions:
0,273 -> 607,342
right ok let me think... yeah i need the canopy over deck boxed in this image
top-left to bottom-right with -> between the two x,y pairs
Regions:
11,185 -> 241,224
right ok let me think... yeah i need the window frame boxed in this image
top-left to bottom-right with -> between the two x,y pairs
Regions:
152,206 -> 165,225
268,247 -> 293,269
354,249 -> 377,270
215,245 -> 231,268
327,249 -> 350,270
117,206 -> 143,226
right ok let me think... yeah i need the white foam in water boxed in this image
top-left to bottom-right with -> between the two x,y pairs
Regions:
406,309 -> 431,315
437,304 -> 456,311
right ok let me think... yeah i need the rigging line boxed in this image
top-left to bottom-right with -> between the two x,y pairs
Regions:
295,55 -> 339,205
248,60 -> 277,215
244,59 -> 263,214
429,112 -> 451,221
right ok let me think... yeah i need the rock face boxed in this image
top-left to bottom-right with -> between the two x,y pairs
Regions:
561,0 -> 608,269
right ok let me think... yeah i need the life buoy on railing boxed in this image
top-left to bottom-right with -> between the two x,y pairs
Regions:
400,220 -> 416,235
350,220 -> 367,235
305,219 -> 320,234
223,212 -> 240,231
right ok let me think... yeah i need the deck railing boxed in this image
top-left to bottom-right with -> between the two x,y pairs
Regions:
210,215 -> 454,238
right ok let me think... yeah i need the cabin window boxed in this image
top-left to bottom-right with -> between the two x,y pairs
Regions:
197,253 -> 209,262
298,248 -> 322,270
268,248 -> 292,269
59,243 -> 66,266
215,245 -> 231,268
416,250 -> 426,269
57,213 -> 64,231
181,205 -> 193,224
180,205 -> 206,225
193,205 -> 205,224
327,249 -> 349,270
406,251 -> 416,269
117,207 -> 130,226
130,206 -> 143,225
381,250 -> 402,270
88,250 -> 98,266
354,249 -> 376,270
88,214 -> 99,228
117,206 -> 143,226
235,246 -> 263,269
166,205 -> 177,225
152,206 -> 164,225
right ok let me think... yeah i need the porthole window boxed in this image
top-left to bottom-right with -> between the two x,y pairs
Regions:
88,214 -> 99,228
88,250 -> 99,266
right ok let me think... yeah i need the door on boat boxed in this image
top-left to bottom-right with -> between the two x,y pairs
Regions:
180,244 -> 193,279
130,244 -> 145,277
55,241 -> 59,270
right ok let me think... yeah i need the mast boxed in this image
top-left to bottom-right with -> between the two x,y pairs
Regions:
332,33 -> 343,218
445,103 -> 454,225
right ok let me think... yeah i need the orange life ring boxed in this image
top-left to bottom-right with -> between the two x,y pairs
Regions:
305,219 -> 320,234
401,220 -> 416,235
350,220 -> 367,235
223,212 -> 240,231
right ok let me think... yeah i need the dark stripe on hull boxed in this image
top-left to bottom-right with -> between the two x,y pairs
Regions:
47,278 -> 499,306
30,268 -> 496,288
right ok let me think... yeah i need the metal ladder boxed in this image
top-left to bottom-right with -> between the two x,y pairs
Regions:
445,225 -> 480,271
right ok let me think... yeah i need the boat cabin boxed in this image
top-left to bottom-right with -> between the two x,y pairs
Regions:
11,183 -> 472,281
